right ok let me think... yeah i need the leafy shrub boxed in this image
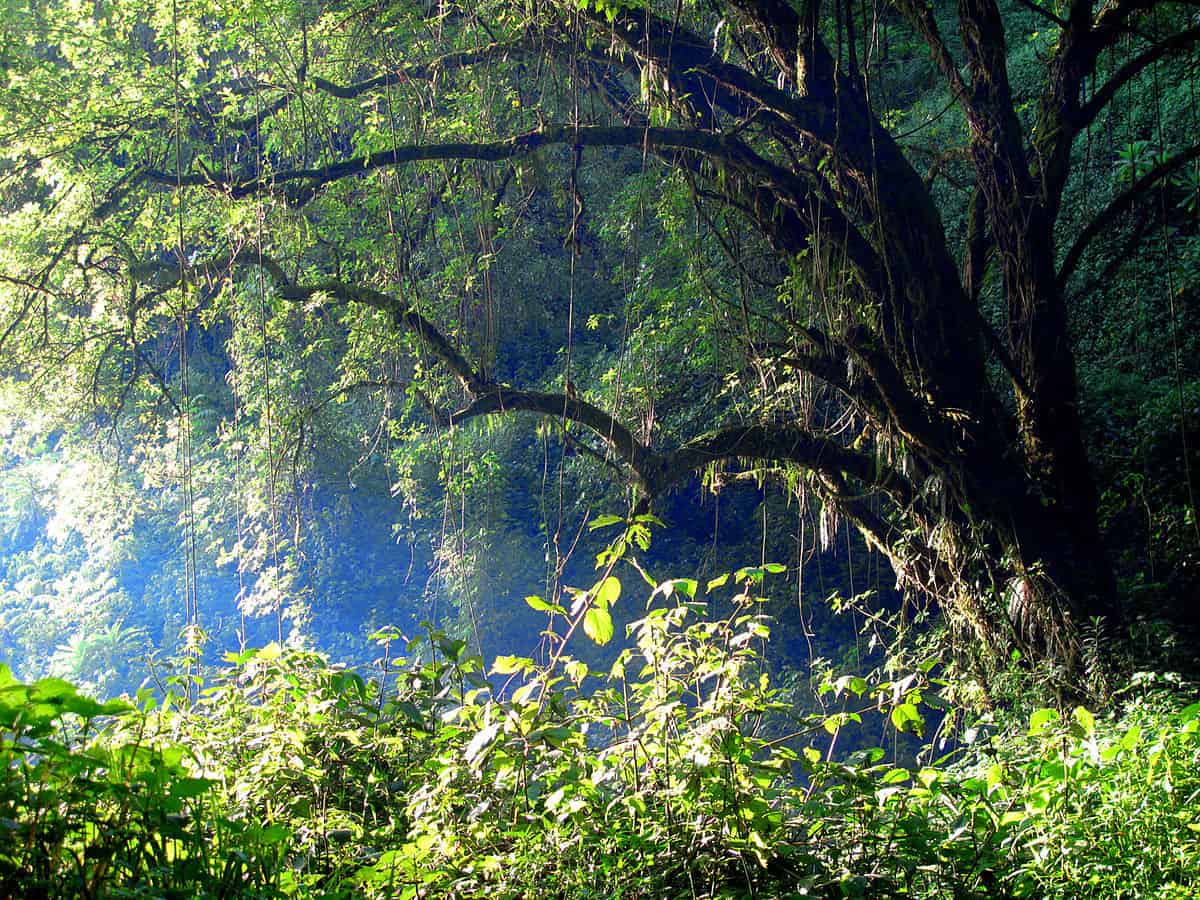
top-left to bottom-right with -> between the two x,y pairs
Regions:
2,573 -> 1198,898
0,664 -> 289,898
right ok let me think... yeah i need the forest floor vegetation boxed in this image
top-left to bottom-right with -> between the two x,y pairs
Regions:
1,590 -> 1197,899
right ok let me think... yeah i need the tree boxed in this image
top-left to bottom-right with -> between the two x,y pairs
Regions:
1,0 -> 1197,679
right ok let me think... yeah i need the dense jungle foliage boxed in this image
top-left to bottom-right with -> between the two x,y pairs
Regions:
2,569 -> 1199,897
0,0 -> 1199,894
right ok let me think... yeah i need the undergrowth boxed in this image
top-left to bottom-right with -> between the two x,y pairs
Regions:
1,528 -> 1197,897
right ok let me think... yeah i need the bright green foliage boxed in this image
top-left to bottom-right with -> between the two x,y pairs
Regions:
0,663 -> 292,897
3,588 -> 1198,898
976,688 -> 1200,897
800,691 -> 1200,898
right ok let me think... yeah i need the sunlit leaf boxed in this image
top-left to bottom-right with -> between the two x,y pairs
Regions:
589,514 -> 624,530
1028,708 -> 1060,735
491,655 -> 531,675
465,722 -> 501,765
594,576 -> 621,609
706,573 -> 730,592
891,703 -> 925,738
524,594 -> 564,614
1071,705 -> 1095,739
583,606 -> 614,645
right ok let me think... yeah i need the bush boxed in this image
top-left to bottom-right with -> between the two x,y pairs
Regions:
1,583 -> 1198,897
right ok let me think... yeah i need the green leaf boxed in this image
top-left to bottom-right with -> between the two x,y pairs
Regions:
654,578 -> 697,601
628,524 -> 651,551
1028,708 -> 1060,735
583,606 -> 614,645
594,576 -> 621,609
632,513 -> 666,528
256,643 -> 283,662
524,594 -> 563,614
465,722 -> 501,765
823,711 -> 862,734
890,702 -> 925,737
395,701 -> 427,729
29,677 -> 77,703
1120,725 -> 1142,751
1071,706 -> 1095,738
511,681 -> 541,706
62,694 -> 123,719
171,777 -> 216,799
734,565 -> 765,584
706,573 -> 730,592
535,726 -> 571,748
834,675 -> 868,698
565,659 -> 589,684
589,513 -> 624,530
259,824 -> 291,845
491,655 -> 531,675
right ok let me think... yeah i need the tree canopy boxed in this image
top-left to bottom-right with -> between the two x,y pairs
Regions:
1,0 -> 1199,686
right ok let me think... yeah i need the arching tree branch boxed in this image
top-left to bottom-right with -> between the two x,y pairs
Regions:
146,124 -> 824,206
129,245 -> 918,515
586,4 -> 832,142
652,423 -> 919,510
1057,143 -> 1200,288
1013,0 -> 1069,28
1077,24 -> 1200,129
446,388 -> 651,480
203,41 -> 535,133
146,121 -> 888,304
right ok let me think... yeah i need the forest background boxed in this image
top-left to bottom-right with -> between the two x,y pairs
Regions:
0,0 -> 1199,894
0,0 -> 1196,697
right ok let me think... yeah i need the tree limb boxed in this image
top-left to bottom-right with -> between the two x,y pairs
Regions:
1012,0 -> 1068,28
1057,143 -> 1200,288
130,245 -> 920,512
892,1 -> 975,114
146,124 -> 825,206
1076,24 -> 1200,128
586,5 -> 833,143
653,422 -> 919,509
446,388 -> 652,482
207,41 -> 533,133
